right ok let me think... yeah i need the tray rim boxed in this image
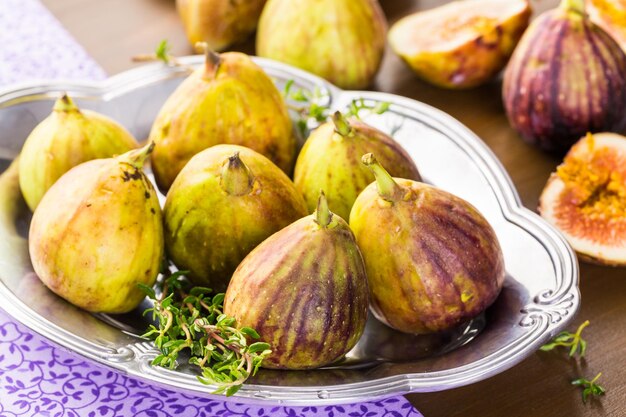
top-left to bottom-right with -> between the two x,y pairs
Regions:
0,56 -> 580,405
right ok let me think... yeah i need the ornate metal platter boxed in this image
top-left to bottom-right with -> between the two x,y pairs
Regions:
0,56 -> 579,405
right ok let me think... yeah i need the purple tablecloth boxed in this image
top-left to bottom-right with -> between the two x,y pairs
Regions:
0,1 -> 424,416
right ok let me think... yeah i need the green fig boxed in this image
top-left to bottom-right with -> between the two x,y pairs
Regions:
19,94 -> 138,211
176,0 -> 267,51
294,111 -> 421,220
28,143 -> 163,314
224,191 -> 369,369
163,144 -> 307,291
149,50 -> 296,192
350,154 -> 505,334
256,0 -> 387,89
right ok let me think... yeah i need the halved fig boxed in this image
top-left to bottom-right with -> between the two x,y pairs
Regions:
388,0 -> 531,89
539,133 -> 626,266
588,0 -> 626,51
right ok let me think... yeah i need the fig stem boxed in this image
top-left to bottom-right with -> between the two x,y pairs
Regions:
315,190 -> 333,228
120,142 -> 155,169
53,93 -> 79,113
561,0 -> 585,14
195,42 -> 221,78
332,111 -> 353,136
362,153 -> 403,202
220,152 -> 254,196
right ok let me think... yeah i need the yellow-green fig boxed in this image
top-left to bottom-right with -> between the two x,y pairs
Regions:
19,94 -> 138,211
294,111 -> 421,220
149,50 -> 296,192
350,154 -> 505,334
176,0 -> 266,51
256,0 -> 387,90
224,191 -> 369,369
28,143 -> 163,314
163,144 -> 308,291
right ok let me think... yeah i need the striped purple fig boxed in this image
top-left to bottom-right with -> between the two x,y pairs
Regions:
503,0 -> 626,152
350,154 -> 505,334
224,192 -> 369,369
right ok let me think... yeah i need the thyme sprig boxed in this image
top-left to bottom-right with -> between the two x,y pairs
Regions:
540,320 -> 589,357
282,79 -> 390,137
132,40 -> 195,71
139,270 -> 271,396
572,373 -> 606,404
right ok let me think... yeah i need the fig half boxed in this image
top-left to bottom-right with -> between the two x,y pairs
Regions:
539,133 -> 626,266
388,0 -> 531,89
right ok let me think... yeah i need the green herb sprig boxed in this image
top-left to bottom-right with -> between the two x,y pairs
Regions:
282,79 -> 391,137
139,270 -> 271,396
540,320 -> 589,357
572,373 -> 606,404
132,40 -> 195,71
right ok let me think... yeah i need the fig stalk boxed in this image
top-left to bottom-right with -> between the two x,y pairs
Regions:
120,141 -> 155,168
53,94 -> 78,112
220,152 -> 254,196
362,153 -> 404,202
332,111 -> 353,136
562,0 -> 586,14
195,42 -> 222,78
315,191 -> 332,228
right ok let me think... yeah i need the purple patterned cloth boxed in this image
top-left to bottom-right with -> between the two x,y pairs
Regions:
0,1 -> 424,416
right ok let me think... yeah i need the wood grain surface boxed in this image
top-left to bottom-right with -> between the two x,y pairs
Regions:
40,0 -> 626,415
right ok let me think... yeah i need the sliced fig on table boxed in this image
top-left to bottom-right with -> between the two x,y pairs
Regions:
539,133 -> 626,266
388,0 -> 531,89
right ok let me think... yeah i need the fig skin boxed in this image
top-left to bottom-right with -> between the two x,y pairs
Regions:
350,154 -> 505,334
163,144 -> 308,291
28,143 -> 164,314
587,0 -> 626,52
294,112 -> 421,220
19,94 -> 137,211
539,132 -> 626,266
224,192 -> 369,369
503,0 -> 626,152
389,0 -> 531,89
176,0 -> 266,51
256,0 -> 387,90
149,51 -> 296,192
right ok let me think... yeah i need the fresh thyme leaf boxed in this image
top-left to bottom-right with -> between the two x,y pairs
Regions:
540,320 -> 589,357
139,269 -> 271,396
281,80 -> 390,137
572,373 -> 606,404
155,40 -> 171,64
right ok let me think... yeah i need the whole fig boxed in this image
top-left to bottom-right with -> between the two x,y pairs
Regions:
224,192 -> 369,369
176,0 -> 266,51
19,94 -> 137,211
29,143 -> 163,314
503,0 -> 626,152
149,51 -> 296,192
350,154 -> 505,334
163,144 -> 307,291
294,111 -> 420,220
256,0 -> 387,90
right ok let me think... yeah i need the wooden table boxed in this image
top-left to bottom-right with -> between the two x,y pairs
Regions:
40,0 -> 626,415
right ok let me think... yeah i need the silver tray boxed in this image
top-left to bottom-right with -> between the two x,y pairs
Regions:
0,56 -> 579,405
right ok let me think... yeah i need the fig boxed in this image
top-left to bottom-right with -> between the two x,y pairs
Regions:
176,0 -> 266,51
588,0 -> 626,51
19,94 -> 137,211
256,0 -> 387,90
224,192 -> 369,369
28,143 -> 163,313
293,111 -> 421,220
350,154 -> 505,334
503,0 -> 626,152
149,50 -> 296,192
539,132 -> 626,266
163,144 -> 307,291
389,0 -> 531,89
